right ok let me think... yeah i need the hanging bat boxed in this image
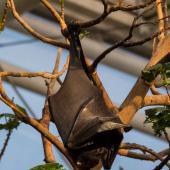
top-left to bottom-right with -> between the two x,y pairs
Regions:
48,21 -> 130,169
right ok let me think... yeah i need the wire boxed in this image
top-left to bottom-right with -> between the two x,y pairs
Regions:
0,39 -> 37,48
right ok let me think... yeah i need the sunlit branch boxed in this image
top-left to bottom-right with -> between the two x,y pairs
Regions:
121,143 -> 170,168
8,0 -> 68,49
41,48 -> 64,163
143,95 -> 170,107
40,0 -> 66,30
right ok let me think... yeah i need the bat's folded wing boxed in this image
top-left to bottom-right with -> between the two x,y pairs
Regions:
48,66 -> 128,150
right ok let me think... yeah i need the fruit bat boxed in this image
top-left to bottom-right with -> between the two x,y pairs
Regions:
48,22 -> 130,169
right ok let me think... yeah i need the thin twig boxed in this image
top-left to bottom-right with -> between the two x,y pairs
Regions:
60,0 -> 65,20
163,130 -> 170,147
0,39 -> 37,48
0,89 -> 77,168
165,86 -> 170,99
108,0 -> 156,11
162,0 -> 169,30
91,71 -> 119,112
40,0 -> 66,31
123,25 -> 170,47
159,149 -> 170,157
150,85 -> 161,95
156,0 -> 169,36
0,68 -> 68,79
7,0 -> 68,49
79,0 -> 156,28
90,6 -> 150,71
0,65 -> 36,118
41,105 -> 56,163
153,153 -> 170,170
0,0 -> 8,31
118,149 -> 169,162
41,48 -> 64,163
121,143 -> 170,168
90,2 -> 161,71
0,130 -> 12,161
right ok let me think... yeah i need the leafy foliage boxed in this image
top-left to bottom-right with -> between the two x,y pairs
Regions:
0,113 -> 20,131
145,107 -> 170,136
15,104 -> 28,115
79,30 -> 90,39
30,163 -> 66,170
0,15 -> 5,31
142,64 -> 162,83
59,0 -> 64,6
142,62 -> 170,85
143,63 -> 170,136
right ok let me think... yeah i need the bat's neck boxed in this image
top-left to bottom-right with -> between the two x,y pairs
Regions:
68,22 -> 90,78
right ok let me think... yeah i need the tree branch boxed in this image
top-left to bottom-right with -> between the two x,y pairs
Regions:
121,143 -> 170,168
0,64 -> 68,79
90,5 -> 169,71
91,71 -> 119,112
40,48 -> 63,163
7,0 -> 68,49
108,0 -> 157,11
0,70 -> 77,168
79,0 -> 156,28
143,94 -> 170,107
0,130 -> 12,161
153,153 -> 170,170
118,34 -> 170,124
41,104 -> 55,163
150,84 -> 161,95
40,0 -> 66,31
118,148 -> 170,162
156,0 -> 165,39
0,83 -> 77,169
123,25 -> 170,47
0,0 -> 8,31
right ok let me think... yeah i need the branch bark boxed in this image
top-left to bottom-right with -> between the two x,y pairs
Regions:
40,48 -> 65,163
118,35 -> 170,124
143,94 -> 170,107
40,0 -> 66,30
0,65 -> 68,79
79,0 -> 156,28
7,0 -> 68,48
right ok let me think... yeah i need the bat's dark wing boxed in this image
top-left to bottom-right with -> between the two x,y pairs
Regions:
48,22 -> 130,169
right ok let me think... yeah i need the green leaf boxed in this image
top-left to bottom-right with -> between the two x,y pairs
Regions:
11,104 -> 28,117
145,107 -> 170,136
59,0 -> 64,6
0,113 -> 20,130
79,30 -> 90,40
0,15 -> 3,23
142,64 -> 162,83
163,62 -> 170,82
0,16 -> 5,31
30,163 -> 66,170
15,104 -> 28,115
163,62 -> 170,71
142,62 -> 170,86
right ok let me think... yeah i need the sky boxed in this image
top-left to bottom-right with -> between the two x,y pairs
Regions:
0,28 -> 169,170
